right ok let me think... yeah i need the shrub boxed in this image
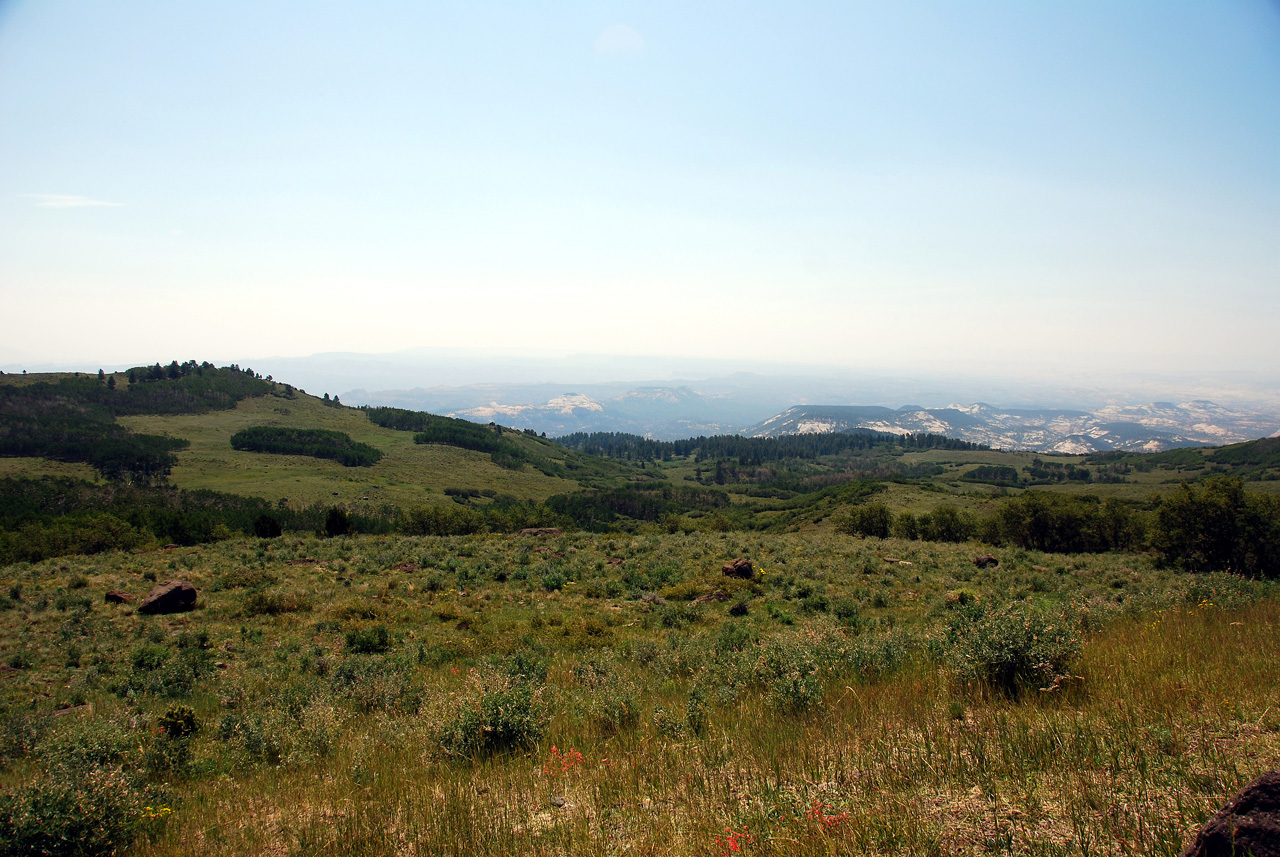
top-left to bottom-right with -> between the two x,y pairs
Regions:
330,655 -> 415,712
919,505 -> 975,542
345,624 -> 391,654
838,502 -> 893,538
324,507 -> 352,537
944,602 -> 1080,695
157,705 -> 199,739
435,668 -> 548,758
0,765 -> 159,857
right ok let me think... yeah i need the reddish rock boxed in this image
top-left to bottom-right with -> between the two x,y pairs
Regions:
104,590 -> 132,604
1181,770 -> 1280,857
138,580 -> 197,615
722,558 -> 754,579
519,527 -> 562,537
692,591 -> 728,606
972,554 -> 1000,569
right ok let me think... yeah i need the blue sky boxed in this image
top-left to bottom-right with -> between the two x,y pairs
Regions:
2,1 -> 1278,377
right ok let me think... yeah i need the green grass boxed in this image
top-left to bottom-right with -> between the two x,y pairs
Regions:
2,530 -> 1278,855
0,456 -> 101,483
118,394 -> 586,508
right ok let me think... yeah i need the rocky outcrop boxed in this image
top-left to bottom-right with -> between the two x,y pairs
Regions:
721,558 -> 754,579
1181,771 -> 1280,857
138,580 -> 197,615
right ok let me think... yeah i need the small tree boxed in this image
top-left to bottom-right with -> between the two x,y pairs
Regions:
1152,476 -> 1280,577
324,507 -> 351,537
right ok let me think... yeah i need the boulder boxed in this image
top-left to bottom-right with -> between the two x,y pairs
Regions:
104,590 -> 133,604
138,580 -> 197,615
692,590 -> 728,606
722,558 -> 754,579
1181,771 -> 1280,857
519,527 -> 562,538
972,554 -> 1000,569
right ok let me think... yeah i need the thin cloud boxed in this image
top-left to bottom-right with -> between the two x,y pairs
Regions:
23,194 -> 123,208
594,24 -> 644,56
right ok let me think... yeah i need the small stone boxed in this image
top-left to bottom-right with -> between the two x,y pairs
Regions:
550,796 -> 566,808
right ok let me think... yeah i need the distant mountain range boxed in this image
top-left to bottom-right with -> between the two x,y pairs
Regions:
344,377 -> 1280,452
743,402 -> 1280,453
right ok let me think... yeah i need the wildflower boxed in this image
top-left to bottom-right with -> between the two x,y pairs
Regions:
806,801 -> 849,829
715,827 -> 753,853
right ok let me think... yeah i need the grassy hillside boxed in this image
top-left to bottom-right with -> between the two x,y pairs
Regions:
1,531 -> 1277,855
118,392 -> 634,509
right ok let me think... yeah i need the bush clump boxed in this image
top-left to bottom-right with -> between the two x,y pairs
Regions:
944,602 -> 1080,695
433,668 -> 548,758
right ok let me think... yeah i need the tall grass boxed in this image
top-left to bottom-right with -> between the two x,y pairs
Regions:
3,531 -> 1278,856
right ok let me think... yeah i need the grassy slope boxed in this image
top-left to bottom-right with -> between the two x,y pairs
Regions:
117,393 -> 585,508
0,456 -> 101,483
1,532 -> 1277,855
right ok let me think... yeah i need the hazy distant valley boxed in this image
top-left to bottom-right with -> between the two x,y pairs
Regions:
345,377 -> 1280,452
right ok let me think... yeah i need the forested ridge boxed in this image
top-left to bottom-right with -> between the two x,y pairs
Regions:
0,362 -> 274,480
553,430 -> 984,462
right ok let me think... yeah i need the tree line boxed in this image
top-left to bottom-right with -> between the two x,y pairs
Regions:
229,427 -> 383,467
553,430 -> 984,463
0,364 -> 275,481
838,476 -> 1280,577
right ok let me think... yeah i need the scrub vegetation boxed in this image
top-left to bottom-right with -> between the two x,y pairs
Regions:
2,363 -> 1279,856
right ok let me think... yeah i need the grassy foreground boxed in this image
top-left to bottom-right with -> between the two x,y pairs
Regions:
2,531 -> 1278,856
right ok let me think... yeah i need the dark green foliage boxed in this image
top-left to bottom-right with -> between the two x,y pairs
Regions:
158,705 -> 199,739
324,507 -> 352,537
230,426 -> 382,467
364,406 -> 570,476
0,765 -> 157,857
1207,437 -> 1280,480
401,504 -> 483,536
545,485 -> 728,531
0,362 -> 271,480
555,430 -> 984,463
987,492 -> 1146,554
252,514 -> 282,538
1151,476 -> 1280,577
0,476 -> 395,564
1023,457 -> 1095,485
918,506 -> 975,543
838,501 -> 893,538
345,624 -> 391,654
961,464 -> 1022,487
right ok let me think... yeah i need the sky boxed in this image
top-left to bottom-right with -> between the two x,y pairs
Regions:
2,1 -> 1279,381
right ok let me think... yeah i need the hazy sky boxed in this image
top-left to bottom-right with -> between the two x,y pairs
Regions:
2,1 -> 1279,378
